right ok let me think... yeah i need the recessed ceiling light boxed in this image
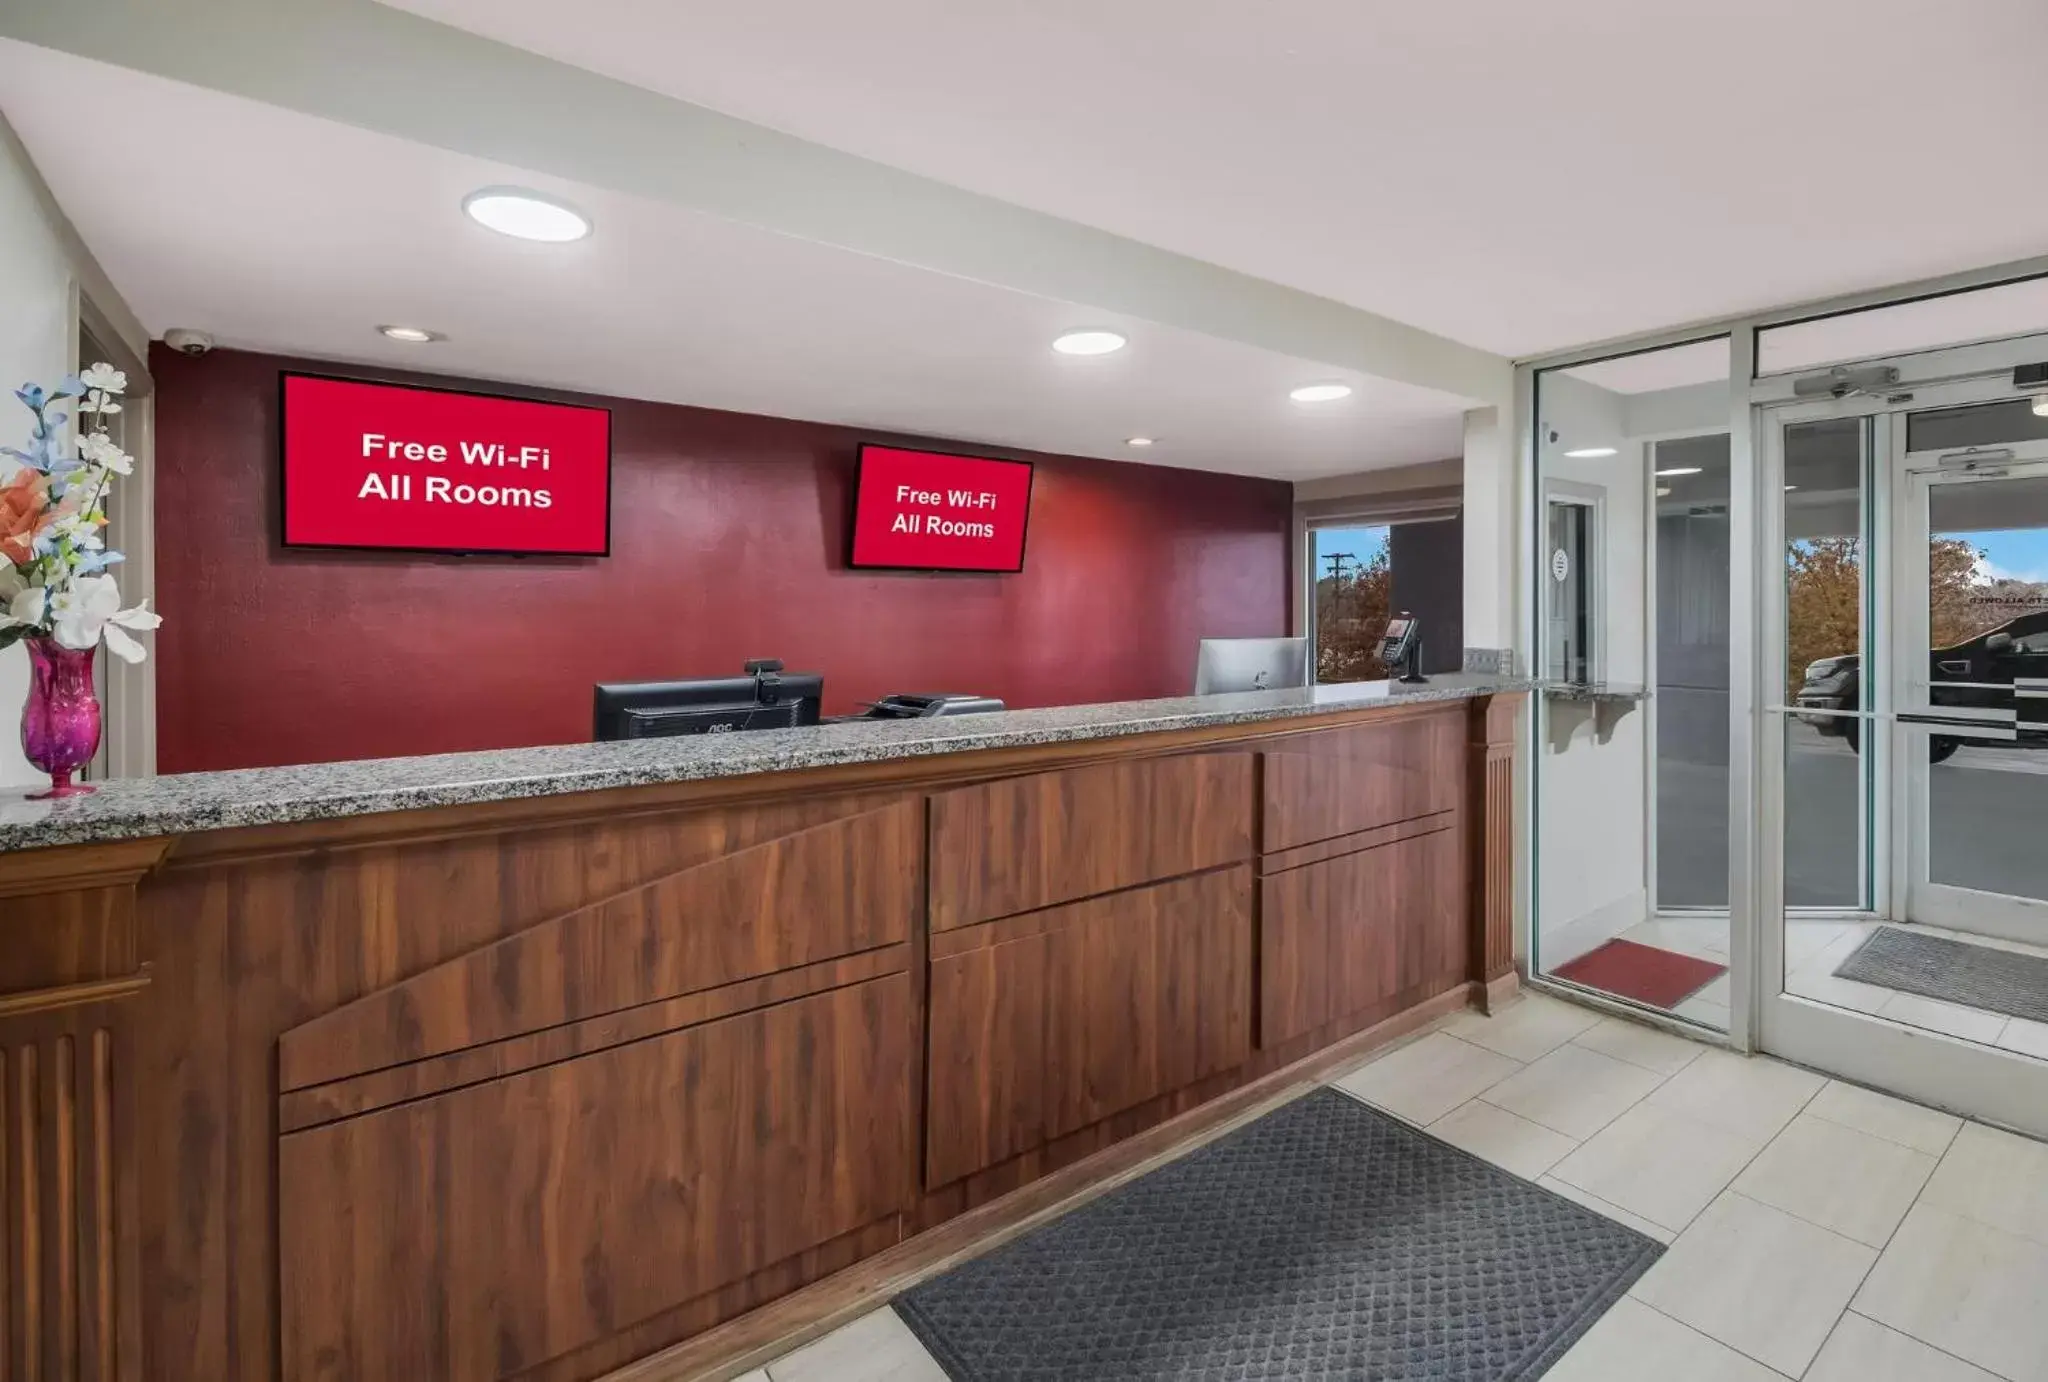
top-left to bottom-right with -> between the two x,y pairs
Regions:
1656,486 -> 1672,497
377,324 -> 441,343
1563,446 -> 1618,458
1654,466 -> 1702,477
1052,329 -> 1127,356
462,187 -> 591,242
1125,437 -> 1155,447
1289,382 -> 1353,403
2032,393 -> 2048,418
1785,484 -> 1799,491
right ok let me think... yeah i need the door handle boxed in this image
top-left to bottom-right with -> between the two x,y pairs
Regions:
1898,712 -> 2018,742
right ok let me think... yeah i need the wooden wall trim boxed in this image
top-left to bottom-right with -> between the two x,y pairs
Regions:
1467,693 -> 1524,1010
926,862 -> 1248,959
0,839 -> 170,899
0,969 -> 152,1022
279,946 -> 909,1133
1256,810 -> 1457,876
275,798 -> 921,1092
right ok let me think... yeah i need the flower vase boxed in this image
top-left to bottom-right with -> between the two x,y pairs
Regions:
20,636 -> 100,798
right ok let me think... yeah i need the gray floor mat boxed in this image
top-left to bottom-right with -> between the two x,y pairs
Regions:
1835,925 -> 2048,1025
895,1087 -> 1662,1381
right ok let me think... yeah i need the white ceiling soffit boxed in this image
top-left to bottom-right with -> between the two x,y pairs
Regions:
0,41 -> 1469,480
0,0 -> 1508,410
377,0 -> 2048,359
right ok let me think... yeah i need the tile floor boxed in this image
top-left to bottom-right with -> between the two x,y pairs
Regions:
754,993 -> 2048,1381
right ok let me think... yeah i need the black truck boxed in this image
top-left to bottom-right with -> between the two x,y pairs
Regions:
1795,609 -> 2048,761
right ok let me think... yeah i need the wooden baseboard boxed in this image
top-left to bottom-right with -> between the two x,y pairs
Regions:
1478,968 -> 1522,1015
602,981 -> 1478,1382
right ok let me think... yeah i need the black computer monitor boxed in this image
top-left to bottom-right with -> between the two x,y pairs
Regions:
593,660 -> 824,741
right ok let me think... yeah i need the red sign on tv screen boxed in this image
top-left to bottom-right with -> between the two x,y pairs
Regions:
849,446 -> 1034,572
281,374 -> 612,555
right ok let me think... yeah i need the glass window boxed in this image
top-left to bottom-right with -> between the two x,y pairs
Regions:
1924,475 -> 2048,905
1545,498 -> 1595,683
1654,434 -> 1731,910
1782,417 -> 1871,909
1757,275 -> 2048,377
1906,399 -> 2048,454
1309,523 -> 1391,683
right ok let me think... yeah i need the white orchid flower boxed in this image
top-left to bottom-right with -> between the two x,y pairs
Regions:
46,574 -> 156,660
47,573 -> 121,650
77,392 -> 122,416
0,568 -> 43,630
2,584 -> 49,631
76,432 -> 132,474
100,598 -> 160,663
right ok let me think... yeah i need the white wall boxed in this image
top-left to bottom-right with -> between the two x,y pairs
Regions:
0,123 -> 78,786
1461,406 -> 1518,658
1293,457 -> 1461,504
0,114 -> 148,786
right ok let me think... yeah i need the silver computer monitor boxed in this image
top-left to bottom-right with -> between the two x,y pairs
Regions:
1193,637 -> 1309,695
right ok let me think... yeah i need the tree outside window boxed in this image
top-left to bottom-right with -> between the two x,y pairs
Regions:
1312,525 -> 1391,682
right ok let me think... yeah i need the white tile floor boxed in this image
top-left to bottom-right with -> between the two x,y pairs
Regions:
756,993 -> 2048,1381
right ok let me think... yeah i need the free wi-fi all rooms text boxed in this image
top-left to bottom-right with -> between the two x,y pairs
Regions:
350,432 -> 560,508
887,484 -> 1000,539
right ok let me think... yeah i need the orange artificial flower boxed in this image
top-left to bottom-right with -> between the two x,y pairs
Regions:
0,467 -> 50,565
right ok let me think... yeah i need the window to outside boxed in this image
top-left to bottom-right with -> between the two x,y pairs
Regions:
1545,499 -> 1595,684
1310,524 -> 1391,682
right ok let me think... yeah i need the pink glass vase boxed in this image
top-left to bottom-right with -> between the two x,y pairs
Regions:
20,636 -> 100,799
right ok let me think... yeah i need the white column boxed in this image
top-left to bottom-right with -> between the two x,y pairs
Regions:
1461,404 -> 1521,669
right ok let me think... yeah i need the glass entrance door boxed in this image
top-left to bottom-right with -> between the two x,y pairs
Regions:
1761,386 -> 2048,1136
1895,454 -> 2048,943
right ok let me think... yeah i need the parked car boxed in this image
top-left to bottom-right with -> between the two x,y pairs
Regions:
1795,609 -> 2048,762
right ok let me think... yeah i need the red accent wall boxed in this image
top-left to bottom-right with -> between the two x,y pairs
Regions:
152,347 -> 1293,773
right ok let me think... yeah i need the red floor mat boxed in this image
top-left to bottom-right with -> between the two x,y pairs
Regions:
1553,938 -> 1726,1010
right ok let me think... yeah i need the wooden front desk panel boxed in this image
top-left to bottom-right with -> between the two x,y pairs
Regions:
0,693 -> 1521,1382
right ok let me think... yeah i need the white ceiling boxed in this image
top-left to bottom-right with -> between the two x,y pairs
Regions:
0,41 -> 1472,480
8,2 -> 2047,486
379,0 -> 2048,357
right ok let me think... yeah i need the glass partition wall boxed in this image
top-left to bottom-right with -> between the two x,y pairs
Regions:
1530,338 -> 1735,1030
1525,264 -> 2048,1136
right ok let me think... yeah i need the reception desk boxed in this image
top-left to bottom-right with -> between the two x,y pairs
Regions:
0,675 -> 1525,1382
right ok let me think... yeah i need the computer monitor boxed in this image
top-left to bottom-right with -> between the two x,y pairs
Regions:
593,659 -> 823,740
1193,637 -> 1309,695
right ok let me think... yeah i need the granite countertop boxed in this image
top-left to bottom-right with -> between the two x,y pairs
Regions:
1538,680 -> 1650,702
0,673 -> 1530,853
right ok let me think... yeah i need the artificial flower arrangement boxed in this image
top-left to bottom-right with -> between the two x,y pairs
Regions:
0,364 -> 160,660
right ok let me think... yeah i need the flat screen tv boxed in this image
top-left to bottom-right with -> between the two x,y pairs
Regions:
848,444 -> 1034,572
280,372 -> 612,556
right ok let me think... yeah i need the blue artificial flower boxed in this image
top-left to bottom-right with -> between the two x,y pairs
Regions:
1,432 -> 59,471
74,550 -> 125,574
55,375 -> 84,399
14,384 -> 45,411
